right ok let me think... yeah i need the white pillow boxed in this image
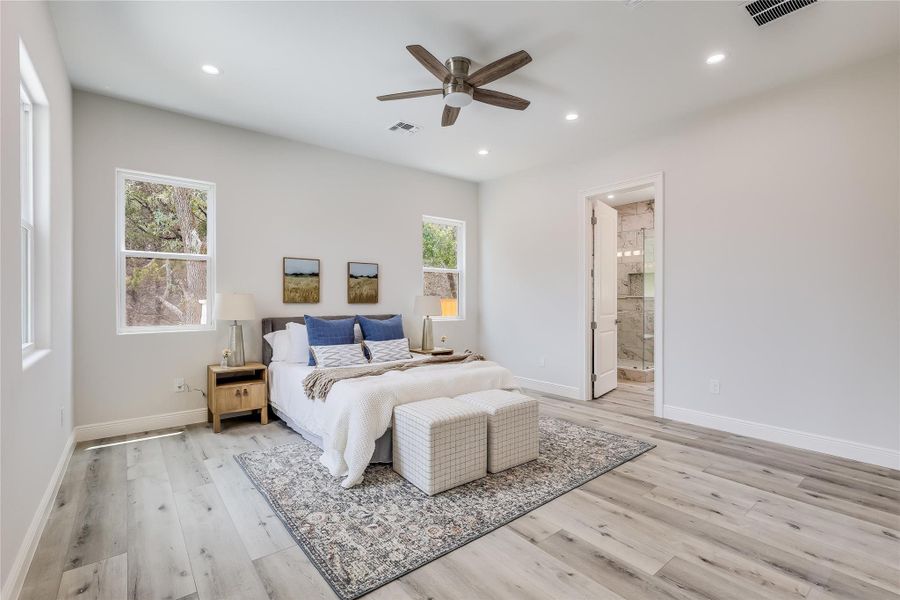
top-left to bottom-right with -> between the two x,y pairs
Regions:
263,330 -> 292,362
309,343 -> 368,368
285,322 -> 311,364
364,338 -> 412,363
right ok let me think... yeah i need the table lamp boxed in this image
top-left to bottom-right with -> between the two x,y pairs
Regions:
414,295 -> 442,352
213,292 -> 255,367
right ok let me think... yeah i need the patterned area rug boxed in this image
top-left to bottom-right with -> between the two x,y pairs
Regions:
236,417 -> 653,600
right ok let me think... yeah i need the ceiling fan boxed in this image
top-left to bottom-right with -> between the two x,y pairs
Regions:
377,45 -> 532,127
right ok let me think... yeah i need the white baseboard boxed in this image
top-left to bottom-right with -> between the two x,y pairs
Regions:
74,407 -> 208,442
514,376 -> 581,400
664,405 -> 900,470
2,432 -> 75,600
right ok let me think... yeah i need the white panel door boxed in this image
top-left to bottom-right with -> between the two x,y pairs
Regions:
593,200 -> 618,398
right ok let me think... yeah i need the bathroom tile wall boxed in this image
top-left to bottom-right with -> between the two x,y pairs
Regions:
616,200 -> 654,369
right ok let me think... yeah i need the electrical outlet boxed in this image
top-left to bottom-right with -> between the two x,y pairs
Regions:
174,377 -> 186,393
538,356 -> 546,367
709,379 -> 720,394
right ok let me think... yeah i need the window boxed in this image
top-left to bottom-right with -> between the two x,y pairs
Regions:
422,216 -> 465,319
116,170 -> 215,333
20,84 -> 34,350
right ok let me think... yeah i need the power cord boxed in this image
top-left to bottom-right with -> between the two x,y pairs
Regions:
180,383 -> 207,399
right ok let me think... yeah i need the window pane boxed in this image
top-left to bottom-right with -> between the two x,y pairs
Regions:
125,257 -> 207,327
21,225 -> 31,345
124,179 -> 208,254
424,271 -> 459,317
422,222 -> 458,269
20,88 -> 33,224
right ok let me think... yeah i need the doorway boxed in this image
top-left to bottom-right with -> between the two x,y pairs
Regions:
579,173 -> 664,417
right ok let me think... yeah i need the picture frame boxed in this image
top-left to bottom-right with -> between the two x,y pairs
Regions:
283,257 -> 320,303
347,261 -> 378,304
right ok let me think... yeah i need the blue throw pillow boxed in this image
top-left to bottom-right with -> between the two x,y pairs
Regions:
304,315 -> 357,366
357,315 -> 404,341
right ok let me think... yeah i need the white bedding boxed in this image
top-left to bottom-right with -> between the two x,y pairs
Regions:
268,361 -> 322,435
269,358 -> 516,489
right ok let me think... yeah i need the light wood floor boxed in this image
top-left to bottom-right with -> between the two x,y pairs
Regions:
20,382 -> 900,600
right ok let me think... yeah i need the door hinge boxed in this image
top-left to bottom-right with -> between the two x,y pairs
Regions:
590,268 -> 594,278
591,215 -> 597,225
591,321 -> 597,330
591,373 -> 597,382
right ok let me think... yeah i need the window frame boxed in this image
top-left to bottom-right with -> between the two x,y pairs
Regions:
20,84 -> 34,353
422,215 -> 465,321
115,168 -> 216,334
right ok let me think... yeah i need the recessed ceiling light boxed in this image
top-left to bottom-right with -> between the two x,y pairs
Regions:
565,113 -> 579,121
201,64 -> 221,75
706,53 -> 726,65
607,194 -> 615,199
478,148 -> 489,156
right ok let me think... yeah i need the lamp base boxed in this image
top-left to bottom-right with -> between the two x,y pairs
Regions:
420,316 -> 434,352
228,321 -> 246,367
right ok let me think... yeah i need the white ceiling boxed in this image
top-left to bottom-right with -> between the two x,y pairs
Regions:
49,1 -> 898,182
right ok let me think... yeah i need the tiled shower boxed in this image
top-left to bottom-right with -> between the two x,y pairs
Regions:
616,200 -> 655,383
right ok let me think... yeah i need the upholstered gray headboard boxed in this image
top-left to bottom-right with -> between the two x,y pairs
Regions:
261,315 -> 397,366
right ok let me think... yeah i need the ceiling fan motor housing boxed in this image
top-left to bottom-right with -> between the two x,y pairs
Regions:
443,56 -> 473,107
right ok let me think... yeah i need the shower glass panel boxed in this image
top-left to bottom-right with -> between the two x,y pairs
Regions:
642,229 -> 655,371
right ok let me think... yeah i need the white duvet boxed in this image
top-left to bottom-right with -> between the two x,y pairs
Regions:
318,359 -> 515,488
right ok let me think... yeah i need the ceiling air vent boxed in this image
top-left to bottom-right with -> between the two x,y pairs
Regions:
745,0 -> 817,26
388,121 -> 422,136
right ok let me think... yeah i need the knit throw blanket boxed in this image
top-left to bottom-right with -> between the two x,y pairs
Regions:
303,352 -> 485,400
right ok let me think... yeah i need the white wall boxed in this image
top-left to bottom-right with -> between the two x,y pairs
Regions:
73,91 -> 478,428
0,0 -> 73,592
479,55 -> 900,465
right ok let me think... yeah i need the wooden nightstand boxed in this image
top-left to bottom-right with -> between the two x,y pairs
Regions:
207,362 -> 268,433
410,347 -> 454,356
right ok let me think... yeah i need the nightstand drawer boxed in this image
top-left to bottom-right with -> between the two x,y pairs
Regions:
241,383 -> 266,410
214,383 -> 266,413
214,385 -> 246,413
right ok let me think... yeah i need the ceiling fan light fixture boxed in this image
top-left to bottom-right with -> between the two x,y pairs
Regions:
478,148 -> 489,156
706,53 -> 726,65
565,112 -> 579,121
201,64 -> 221,75
444,91 -> 473,108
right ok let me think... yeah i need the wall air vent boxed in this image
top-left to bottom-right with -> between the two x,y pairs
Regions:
745,0 -> 817,26
388,121 -> 422,135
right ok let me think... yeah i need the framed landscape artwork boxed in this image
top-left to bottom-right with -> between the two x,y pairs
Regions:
348,262 -> 378,304
283,257 -> 320,303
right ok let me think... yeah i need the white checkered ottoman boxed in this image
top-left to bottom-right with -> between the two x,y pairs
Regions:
455,389 -> 539,473
392,397 -> 487,495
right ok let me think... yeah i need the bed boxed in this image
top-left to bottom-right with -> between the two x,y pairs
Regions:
262,315 -> 516,488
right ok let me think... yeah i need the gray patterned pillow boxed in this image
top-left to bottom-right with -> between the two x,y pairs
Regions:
364,337 -> 412,363
309,343 -> 368,368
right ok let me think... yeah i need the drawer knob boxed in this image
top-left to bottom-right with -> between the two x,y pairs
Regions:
243,388 -> 249,396
235,389 -> 241,397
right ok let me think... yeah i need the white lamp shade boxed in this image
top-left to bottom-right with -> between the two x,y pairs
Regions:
414,295 -> 442,316
213,292 -> 255,321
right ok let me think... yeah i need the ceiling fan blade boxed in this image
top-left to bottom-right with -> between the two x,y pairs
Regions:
466,50 -> 532,87
406,45 -> 451,82
377,89 -> 443,101
441,105 -> 460,127
473,88 -> 530,110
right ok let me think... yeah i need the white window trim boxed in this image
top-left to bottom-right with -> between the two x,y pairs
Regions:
21,84 -> 35,353
422,215 -> 465,321
115,168 -> 216,334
